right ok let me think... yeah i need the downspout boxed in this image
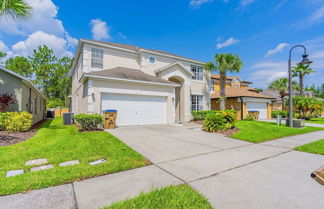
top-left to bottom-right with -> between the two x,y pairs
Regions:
240,97 -> 244,120
29,87 -> 32,113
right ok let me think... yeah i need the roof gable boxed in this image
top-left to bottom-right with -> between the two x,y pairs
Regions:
154,62 -> 194,77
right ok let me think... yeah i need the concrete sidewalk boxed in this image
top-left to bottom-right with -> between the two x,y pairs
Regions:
1,126 -> 323,209
260,118 -> 324,128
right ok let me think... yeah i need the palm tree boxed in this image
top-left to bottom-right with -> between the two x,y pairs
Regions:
205,54 -> 243,110
268,78 -> 298,110
292,63 -> 314,96
0,0 -> 31,20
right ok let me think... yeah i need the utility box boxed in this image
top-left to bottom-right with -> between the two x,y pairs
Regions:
63,113 -> 74,125
103,110 -> 117,129
286,119 -> 305,128
277,115 -> 282,126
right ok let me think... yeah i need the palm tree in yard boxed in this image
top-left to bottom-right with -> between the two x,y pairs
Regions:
268,78 -> 298,110
292,63 -> 314,95
0,0 -> 31,20
205,54 -> 243,110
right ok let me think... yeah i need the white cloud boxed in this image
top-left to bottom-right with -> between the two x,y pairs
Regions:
11,31 -> 74,57
0,40 -> 8,52
250,61 -> 288,88
189,0 -> 213,9
216,37 -> 240,49
90,19 -> 111,41
240,0 -> 256,6
265,43 -> 288,57
0,0 -> 65,36
298,5 -> 324,27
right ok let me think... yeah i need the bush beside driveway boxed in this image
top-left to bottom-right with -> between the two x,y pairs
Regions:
0,117 -> 148,196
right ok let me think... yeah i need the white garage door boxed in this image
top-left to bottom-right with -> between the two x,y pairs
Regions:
246,102 -> 267,120
101,94 -> 167,126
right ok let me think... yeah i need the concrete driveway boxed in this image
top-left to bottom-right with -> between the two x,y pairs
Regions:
1,126 -> 323,209
109,126 -> 324,209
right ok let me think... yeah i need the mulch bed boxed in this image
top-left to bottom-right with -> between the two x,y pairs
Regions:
0,120 -> 46,147
190,120 -> 238,136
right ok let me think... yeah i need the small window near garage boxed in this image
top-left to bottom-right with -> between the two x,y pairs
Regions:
91,48 -> 103,68
191,95 -> 203,111
191,65 -> 203,81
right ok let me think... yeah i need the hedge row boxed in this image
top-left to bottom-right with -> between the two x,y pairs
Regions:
74,114 -> 103,131
271,110 -> 288,118
0,112 -> 33,132
192,110 -> 236,120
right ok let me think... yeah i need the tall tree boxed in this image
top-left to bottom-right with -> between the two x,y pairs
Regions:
292,63 -> 314,95
0,0 -> 31,20
205,54 -> 243,110
5,56 -> 32,78
28,45 -> 73,104
268,78 -> 298,110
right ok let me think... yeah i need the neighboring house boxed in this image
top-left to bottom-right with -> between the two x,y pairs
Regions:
210,74 -> 274,120
261,89 -> 316,111
0,66 -> 47,124
71,39 -> 210,126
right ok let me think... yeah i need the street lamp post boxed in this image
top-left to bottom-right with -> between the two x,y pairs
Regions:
288,45 -> 312,127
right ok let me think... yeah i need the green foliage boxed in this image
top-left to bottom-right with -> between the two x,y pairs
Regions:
305,83 -> 324,99
105,185 -> 213,209
74,114 -> 103,131
292,96 -> 323,119
5,56 -> 32,78
0,0 -> 32,20
0,117 -> 147,196
246,113 -> 255,121
46,98 -> 66,108
272,110 -> 288,118
230,121 -> 324,143
292,63 -> 314,95
192,110 -> 221,120
28,45 -> 73,104
202,111 -> 236,132
205,53 -> 243,110
0,111 -> 32,132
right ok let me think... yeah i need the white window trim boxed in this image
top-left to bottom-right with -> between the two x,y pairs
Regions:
91,48 -> 103,69
191,94 -> 203,112
190,65 -> 204,81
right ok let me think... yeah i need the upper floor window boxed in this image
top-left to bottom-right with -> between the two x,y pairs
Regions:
91,48 -> 103,68
210,80 -> 215,93
231,78 -> 240,88
191,65 -> 203,81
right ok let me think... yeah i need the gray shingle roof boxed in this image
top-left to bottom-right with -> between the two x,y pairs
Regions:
85,67 -> 176,85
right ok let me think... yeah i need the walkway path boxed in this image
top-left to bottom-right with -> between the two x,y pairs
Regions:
1,126 -> 323,209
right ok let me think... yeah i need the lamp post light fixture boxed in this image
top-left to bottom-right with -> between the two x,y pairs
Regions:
288,45 -> 313,127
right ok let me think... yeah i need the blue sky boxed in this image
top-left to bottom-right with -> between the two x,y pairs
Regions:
0,0 -> 324,88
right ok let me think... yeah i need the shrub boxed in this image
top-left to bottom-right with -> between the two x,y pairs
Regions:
0,112 -> 33,132
74,114 -> 103,131
246,113 -> 255,121
272,110 -> 288,118
192,110 -> 235,120
0,93 -> 16,112
202,111 -> 236,132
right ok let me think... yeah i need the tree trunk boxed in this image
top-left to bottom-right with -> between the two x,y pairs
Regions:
281,95 -> 285,111
219,71 -> 226,110
299,74 -> 304,96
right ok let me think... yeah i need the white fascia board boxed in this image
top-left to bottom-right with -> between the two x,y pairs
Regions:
0,66 -> 47,100
239,97 -> 272,103
138,49 -> 205,65
154,62 -> 194,76
82,74 -> 180,87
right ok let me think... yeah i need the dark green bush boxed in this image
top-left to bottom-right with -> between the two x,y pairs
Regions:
202,111 -> 236,132
192,110 -> 235,120
74,114 -> 103,131
272,110 -> 288,118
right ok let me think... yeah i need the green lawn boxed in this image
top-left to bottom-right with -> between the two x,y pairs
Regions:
230,121 -> 324,143
295,139 -> 324,155
104,185 -> 213,209
306,118 -> 324,124
0,118 -> 149,196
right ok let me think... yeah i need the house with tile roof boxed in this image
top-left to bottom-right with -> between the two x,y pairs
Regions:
210,74 -> 274,120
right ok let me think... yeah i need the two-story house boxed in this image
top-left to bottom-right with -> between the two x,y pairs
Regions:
71,39 -> 210,126
210,74 -> 274,120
